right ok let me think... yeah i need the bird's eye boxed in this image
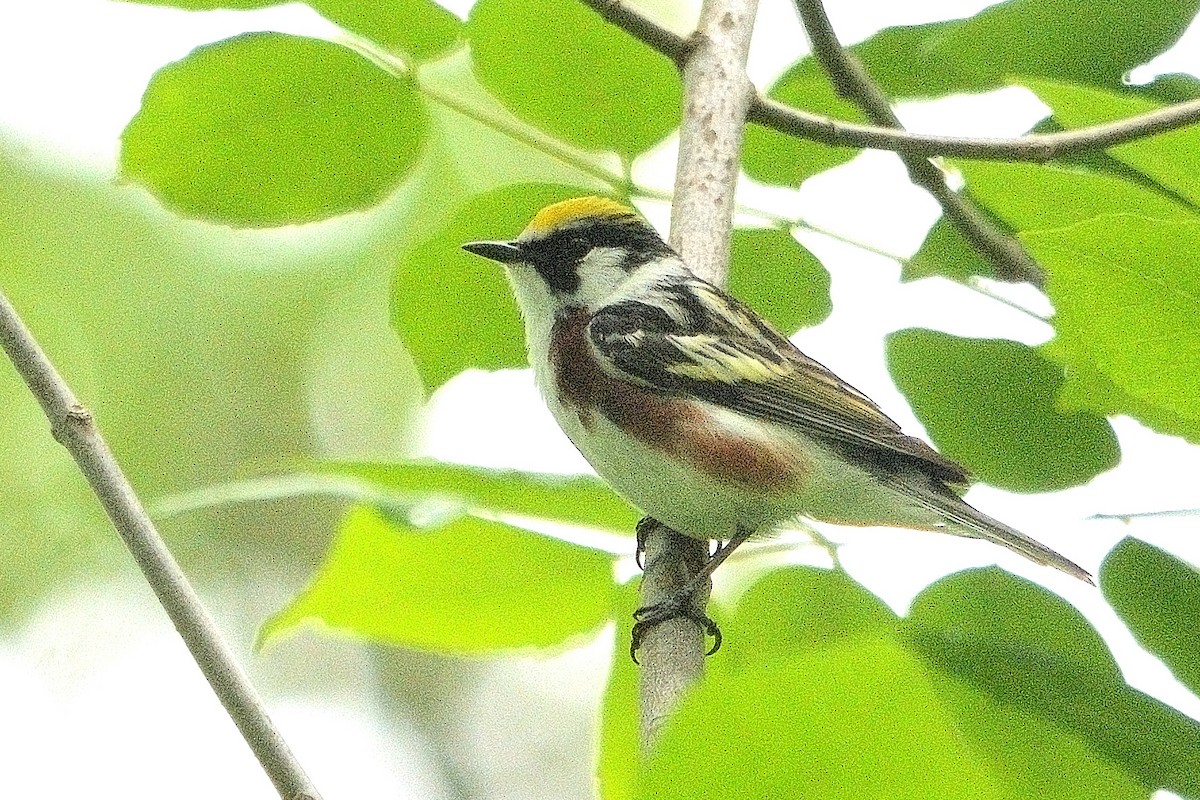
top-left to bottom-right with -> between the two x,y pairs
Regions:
565,234 -> 590,260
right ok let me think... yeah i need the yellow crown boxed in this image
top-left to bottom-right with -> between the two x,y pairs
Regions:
523,196 -> 635,236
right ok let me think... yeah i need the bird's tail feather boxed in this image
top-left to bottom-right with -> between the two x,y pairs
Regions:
894,478 -> 1094,584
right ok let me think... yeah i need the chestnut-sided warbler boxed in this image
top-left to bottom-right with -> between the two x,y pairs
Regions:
463,196 -> 1091,634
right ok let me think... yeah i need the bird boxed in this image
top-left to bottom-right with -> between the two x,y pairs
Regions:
462,196 -> 1092,650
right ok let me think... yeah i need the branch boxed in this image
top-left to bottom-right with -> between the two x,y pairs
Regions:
635,519 -> 710,746
794,0 -> 1042,284
1089,507 -> 1200,522
668,7 -> 757,280
637,0 -> 759,749
750,95 -> 1200,162
0,289 -> 322,800
584,0 -> 1200,162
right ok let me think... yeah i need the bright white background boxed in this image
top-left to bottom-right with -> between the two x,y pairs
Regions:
2,0 -> 1200,797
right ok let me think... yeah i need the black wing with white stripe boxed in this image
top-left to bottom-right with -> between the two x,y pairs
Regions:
586,277 -> 969,484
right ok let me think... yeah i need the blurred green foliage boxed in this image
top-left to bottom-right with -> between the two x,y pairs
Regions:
0,141 -> 375,617
600,567 -> 1200,799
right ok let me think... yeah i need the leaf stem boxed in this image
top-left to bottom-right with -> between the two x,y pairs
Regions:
337,32 -> 631,194
419,78 -> 629,192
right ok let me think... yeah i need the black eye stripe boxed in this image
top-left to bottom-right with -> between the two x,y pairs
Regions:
533,250 -> 582,295
580,220 -> 673,262
522,218 -> 676,296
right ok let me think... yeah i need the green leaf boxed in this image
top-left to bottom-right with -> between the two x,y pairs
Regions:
1025,216 -> 1200,443
954,160 -> 1200,448
728,228 -> 831,333
1022,78 -> 1200,208
466,0 -> 680,158
907,162 -> 1177,285
392,183 -> 598,388
924,675 -> 1147,800
907,569 -> 1200,797
860,0 -> 1200,98
121,32 -> 427,226
903,213 -> 998,282
598,565 -> 1199,797
958,160 -> 1197,231
886,331 -> 1118,491
1139,72 -> 1200,105
716,567 -> 896,665
1047,337 -> 1200,441
1102,538 -> 1200,694
307,0 -> 462,62
646,634 -> 1001,799
329,460 -> 639,533
265,505 -> 617,651
907,569 -> 1119,686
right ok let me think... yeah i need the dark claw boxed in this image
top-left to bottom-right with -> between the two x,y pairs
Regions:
629,594 -> 722,663
635,517 -> 656,570
629,522 -> 749,662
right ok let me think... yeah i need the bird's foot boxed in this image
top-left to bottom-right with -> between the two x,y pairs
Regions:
629,522 -> 755,662
630,589 -> 722,663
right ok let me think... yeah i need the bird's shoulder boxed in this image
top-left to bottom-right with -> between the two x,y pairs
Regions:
585,275 -> 970,484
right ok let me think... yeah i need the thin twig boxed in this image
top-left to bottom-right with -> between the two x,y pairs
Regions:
583,0 -> 1200,163
1089,508 -> 1200,522
750,96 -> 1200,162
794,0 -> 1042,284
637,0 -> 760,750
0,289 -> 321,800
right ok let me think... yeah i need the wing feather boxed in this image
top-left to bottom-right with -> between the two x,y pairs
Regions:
587,278 -> 969,484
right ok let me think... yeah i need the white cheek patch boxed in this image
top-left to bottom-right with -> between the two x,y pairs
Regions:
573,247 -> 629,307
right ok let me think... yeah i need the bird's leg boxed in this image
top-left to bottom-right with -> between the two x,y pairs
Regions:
698,526 -> 754,577
631,525 -> 755,661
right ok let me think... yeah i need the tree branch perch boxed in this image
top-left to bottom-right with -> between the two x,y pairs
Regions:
583,0 -> 1200,163
637,0 -> 759,749
0,288 -> 322,800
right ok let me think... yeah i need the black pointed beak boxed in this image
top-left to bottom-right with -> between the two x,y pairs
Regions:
462,240 -> 524,264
